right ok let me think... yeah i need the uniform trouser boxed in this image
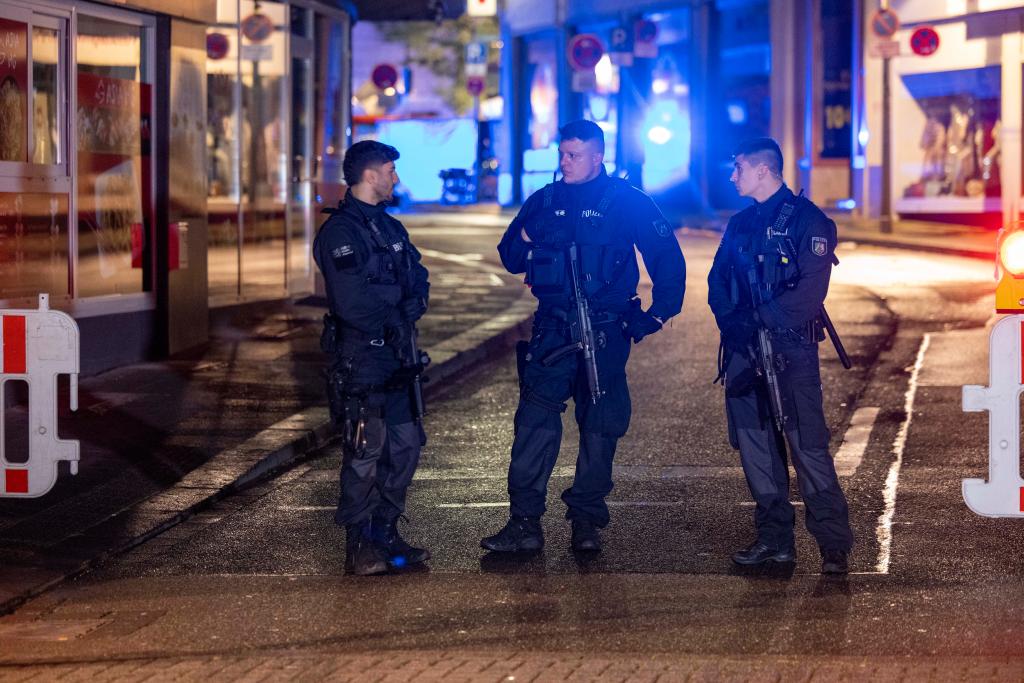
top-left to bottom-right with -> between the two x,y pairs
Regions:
333,389 -> 424,528
508,314 -> 632,528
724,333 -> 853,552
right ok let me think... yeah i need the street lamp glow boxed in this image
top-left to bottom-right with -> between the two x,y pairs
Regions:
647,125 -> 673,145
1000,230 -> 1024,276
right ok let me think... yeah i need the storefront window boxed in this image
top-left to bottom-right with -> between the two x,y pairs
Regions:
522,33 -> 558,197
0,192 -> 69,298
239,0 -> 286,298
0,8 -> 69,303
32,25 -> 59,165
640,9 -> 692,194
76,13 -> 152,297
207,0 -> 240,298
895,66 -> 1001,211
315,13 -> 348,192
709,1 -> 770,209
0,17 -> 28,163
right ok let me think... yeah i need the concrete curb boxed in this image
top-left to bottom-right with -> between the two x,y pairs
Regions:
0,292 -> 535,616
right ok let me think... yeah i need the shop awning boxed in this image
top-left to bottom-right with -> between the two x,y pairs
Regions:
350,0 -> 465,21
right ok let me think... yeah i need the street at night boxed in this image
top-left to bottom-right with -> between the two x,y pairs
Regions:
2,219 -> 1019,680
5,0 -> 1024,678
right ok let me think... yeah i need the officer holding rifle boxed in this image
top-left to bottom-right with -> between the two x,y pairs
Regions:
708,137 -> 854,574
484,119 -> 686,553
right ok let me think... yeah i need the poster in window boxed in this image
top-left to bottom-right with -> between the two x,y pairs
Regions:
0,18 -> 28,162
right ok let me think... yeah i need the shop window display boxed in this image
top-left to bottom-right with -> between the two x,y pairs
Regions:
899,66 -> 1001,203
75,14 -> 152,298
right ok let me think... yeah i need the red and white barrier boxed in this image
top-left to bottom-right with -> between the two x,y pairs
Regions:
963,314 -> 1024,516
1,294 -> 80,498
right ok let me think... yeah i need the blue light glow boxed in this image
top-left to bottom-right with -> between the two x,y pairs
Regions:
726,102 -> 747,125
376,119 -> 478,203
641,98 -> 691,192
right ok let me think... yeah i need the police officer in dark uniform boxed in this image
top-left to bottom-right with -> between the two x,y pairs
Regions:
313,141 -> 430,576
708,137 -> 853,574
482,120 -> 686,553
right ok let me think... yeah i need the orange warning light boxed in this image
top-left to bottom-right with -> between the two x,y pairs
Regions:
996,227 -> 1024,312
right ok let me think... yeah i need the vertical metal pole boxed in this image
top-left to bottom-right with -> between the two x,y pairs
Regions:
880,52 -> 892,233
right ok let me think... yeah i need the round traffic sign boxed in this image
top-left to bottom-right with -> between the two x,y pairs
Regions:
635,19 -> 657,44
870,8 -> 899,38
910,26 -> 940,56
240,13 -> 274,43
372,64 -> 399,90
206,32 -> 229,60
567,34 -> 604,71
466,76 -> 486,96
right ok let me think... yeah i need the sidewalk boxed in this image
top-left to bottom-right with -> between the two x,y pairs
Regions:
402,200 -> 1000,262
670,207 -> 999,261
0,246 -> 535,615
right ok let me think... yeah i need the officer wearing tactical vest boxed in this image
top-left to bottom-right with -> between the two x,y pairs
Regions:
483,119 -> 686,553
313,140 -> 431,576
708,137 -> 854,574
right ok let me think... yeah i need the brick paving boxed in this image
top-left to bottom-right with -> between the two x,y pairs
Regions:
2,651 -> 1022,682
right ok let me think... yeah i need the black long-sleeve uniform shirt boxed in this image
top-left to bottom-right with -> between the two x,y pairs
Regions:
708,184 -> 836,330
497,169 -> 686,321
313,192 -> 429,337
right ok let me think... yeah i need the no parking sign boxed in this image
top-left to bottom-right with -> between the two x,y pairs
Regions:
567,34 -> 604,71
910,26 -> 940,57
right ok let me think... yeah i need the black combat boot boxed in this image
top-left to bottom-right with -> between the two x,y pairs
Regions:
820,548 -> 849,574
731,541 -> 796,565
570,519 -> 601,552
375,517 -> 431,568
480,516 -> 544,552
344,522 -> 388,576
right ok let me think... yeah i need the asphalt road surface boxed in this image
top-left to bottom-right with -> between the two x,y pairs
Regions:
2,224 -> 1021,681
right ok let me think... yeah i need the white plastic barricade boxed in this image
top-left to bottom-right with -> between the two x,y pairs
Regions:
963,314 -> 1024,516
0,294 -> 80,497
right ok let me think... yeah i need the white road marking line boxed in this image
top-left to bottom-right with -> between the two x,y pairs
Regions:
738,501 -> 804,507
875,334 -> 931,574
834,407 -> 881,477
437,502 -> 509,508
436,501 -> 690,509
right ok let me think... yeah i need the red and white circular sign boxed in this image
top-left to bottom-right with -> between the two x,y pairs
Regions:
910,26 -> 940,56
567,34 -> 604,71
371,64 -> 399,90
206,32 -> 229,60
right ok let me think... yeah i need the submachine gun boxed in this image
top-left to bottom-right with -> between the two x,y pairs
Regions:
542,243 -> 603,404
744,219 -> 852,434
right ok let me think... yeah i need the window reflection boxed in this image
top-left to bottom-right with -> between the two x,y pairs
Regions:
76,14 -> 151,297
32,26 -> 59,165
0,18 -> 28,162
0,192 -> 68,299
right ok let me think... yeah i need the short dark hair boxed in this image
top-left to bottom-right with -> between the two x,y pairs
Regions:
343,140 -> 400,186
733,137 -> 784,175
559,119 -> 605,153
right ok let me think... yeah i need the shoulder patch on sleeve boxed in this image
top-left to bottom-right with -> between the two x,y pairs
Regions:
653,218 -> 673,238
331,244 -> 358,270
811,236 -> 828,257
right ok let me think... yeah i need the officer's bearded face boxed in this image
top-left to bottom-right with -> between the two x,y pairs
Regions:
367,161 -> 399,203
558,138 -> 604,185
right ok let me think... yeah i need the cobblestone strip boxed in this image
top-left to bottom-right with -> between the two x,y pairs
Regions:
2,652 -> 1024,682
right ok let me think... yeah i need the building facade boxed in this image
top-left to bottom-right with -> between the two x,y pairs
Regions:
858,0 -> 1022,229
0,0 -> 356,374
498,0 -> 859,217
